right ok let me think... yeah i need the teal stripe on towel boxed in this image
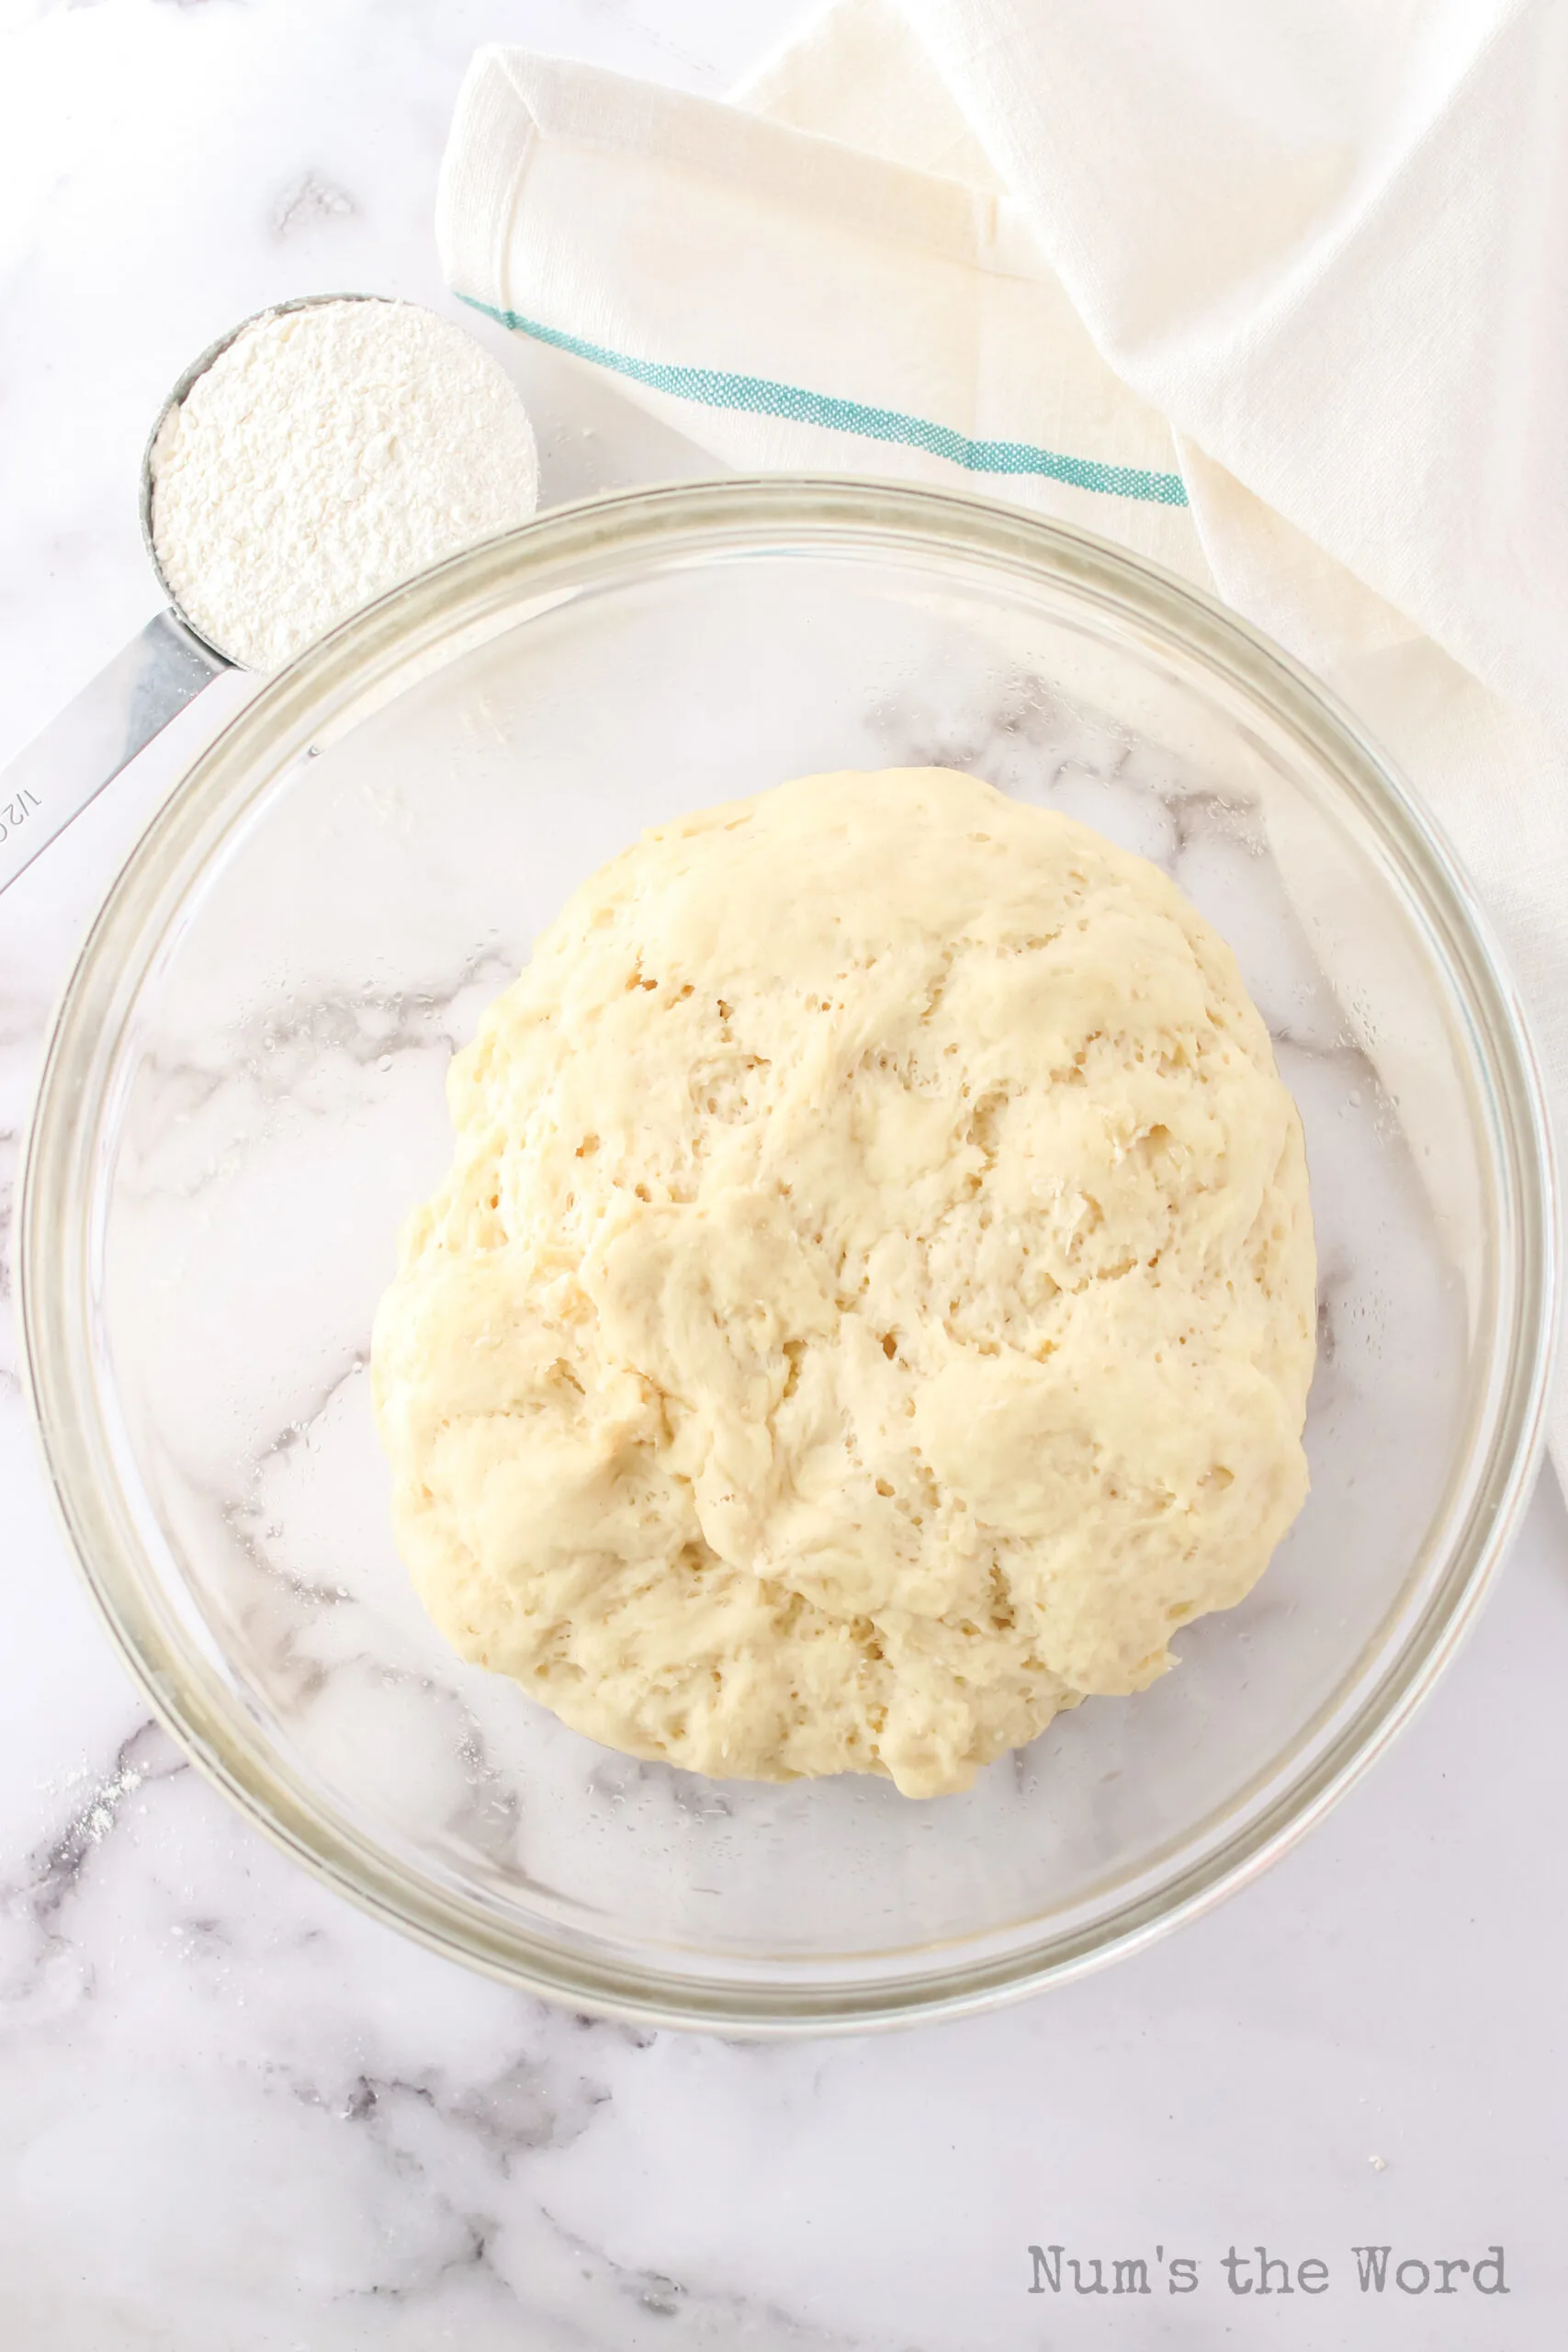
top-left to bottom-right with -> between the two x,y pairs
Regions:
462,296 -> 1190,507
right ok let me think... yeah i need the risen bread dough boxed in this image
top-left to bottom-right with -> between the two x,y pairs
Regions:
373,768 -> 1314,1796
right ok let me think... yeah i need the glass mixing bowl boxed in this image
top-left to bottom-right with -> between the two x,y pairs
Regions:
19,479 -> 1557,2031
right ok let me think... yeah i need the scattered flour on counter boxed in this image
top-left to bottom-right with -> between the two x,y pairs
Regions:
373,768 -> 1317,1799
148,298 -> 538,670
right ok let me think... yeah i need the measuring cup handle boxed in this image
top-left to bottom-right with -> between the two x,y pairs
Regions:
0,610 -> 231,897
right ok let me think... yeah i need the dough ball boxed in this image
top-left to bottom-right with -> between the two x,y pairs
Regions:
372,768 -> 1315,1796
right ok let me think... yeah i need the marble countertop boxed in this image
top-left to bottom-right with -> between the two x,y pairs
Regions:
3,3 -> 1566,2345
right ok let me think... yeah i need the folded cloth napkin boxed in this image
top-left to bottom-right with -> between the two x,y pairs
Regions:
437,0 -> 1568,1466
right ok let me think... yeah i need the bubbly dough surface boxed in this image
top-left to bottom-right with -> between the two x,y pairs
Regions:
373,769 -> 1314,1796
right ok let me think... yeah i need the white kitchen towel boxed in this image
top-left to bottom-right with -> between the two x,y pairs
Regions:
437,0 -> 1567,1467
435,36 -> 1205,582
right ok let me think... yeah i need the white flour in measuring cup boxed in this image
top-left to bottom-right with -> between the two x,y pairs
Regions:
148,298 -> 539,671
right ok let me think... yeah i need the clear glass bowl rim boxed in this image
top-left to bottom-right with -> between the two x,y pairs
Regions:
18,475 -> 1560,2033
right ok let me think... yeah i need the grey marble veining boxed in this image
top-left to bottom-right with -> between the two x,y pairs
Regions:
3,3 -> 1568,2347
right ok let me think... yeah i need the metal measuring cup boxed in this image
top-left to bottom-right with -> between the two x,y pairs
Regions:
0,293 -> 393,898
